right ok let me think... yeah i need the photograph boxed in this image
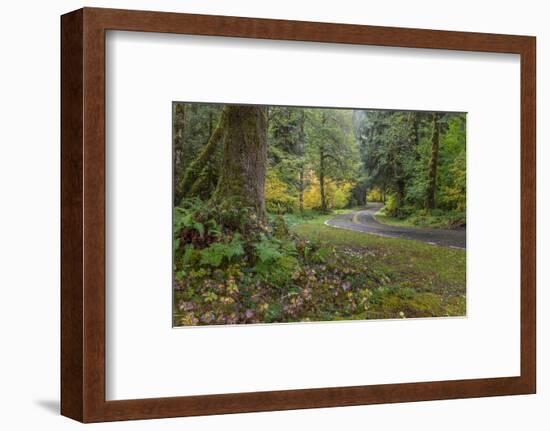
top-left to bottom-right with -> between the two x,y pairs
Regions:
0,1 -> 540,427
172,103 -> 467,326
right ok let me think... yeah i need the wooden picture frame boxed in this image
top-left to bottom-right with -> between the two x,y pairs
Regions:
61,7 -> 536,423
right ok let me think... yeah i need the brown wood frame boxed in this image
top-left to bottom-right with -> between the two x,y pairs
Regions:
61,7 -> 536,423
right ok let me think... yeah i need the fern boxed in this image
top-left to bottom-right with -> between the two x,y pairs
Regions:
174,209 -> 205,238
311,246 -> 332,264
200,243 -> 227,267
225,234 -> 245,260
199,235 -> 245,268
254,236 -> 283,263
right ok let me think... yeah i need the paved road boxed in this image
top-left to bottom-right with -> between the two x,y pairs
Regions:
326,203 -> 466,249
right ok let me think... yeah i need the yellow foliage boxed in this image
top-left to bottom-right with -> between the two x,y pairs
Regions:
332,182 -> 352,208
265,172 -> 287,200
302,171 -> 319,209
302,171 -> 352,210
265,172 -> 296,213
367,187 -> 384,202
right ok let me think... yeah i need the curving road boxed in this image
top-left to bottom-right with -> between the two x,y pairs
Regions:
326,203 -> 466,249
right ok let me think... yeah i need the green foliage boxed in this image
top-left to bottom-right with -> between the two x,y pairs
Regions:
441,149 -> 466,211
174,205 -> 204,238
355,110 -> 466,223
376,208 -> 466,229
200,234 -> 245,267
252,235 -> 299,284
182,244 -> 200,266
271,214 -> 290,238
254,235 -> 284,263
173,103 -> 223,203
310,246 -> 332,264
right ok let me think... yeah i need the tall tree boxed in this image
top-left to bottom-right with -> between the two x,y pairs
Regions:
306,109 -> 357,213
212,105 -> 268,223
173,104 -> 223,203
425,112 -> 441,210
297,110 -> 306,212
357,110 -> 413,214
177,109 -> 227,201
172,103 -> 185,204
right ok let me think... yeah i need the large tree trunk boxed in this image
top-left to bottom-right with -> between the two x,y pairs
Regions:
426,112 -> 441,210
213,105 -> 268,223
173,103 -> 185,204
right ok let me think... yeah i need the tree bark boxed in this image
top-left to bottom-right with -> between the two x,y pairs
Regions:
299,170 -> 304,212
396,174 -> 406,210
298,111 -> 306,213
173,103 -> 185,204
319,147 -> 327,213
352,182 -> 367,206
177,109 -> 227,202
212,105 -> 268,222
426,112 -> 441,210
411,112 -> 422,161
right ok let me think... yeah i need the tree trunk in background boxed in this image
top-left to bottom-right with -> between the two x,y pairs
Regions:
178,108 -> 227,202
298,111 -> 306,213
351,179 -> 367,207
396,175 -> 406,210
394,150 -> 405,212
319,147 -> 327,213
407,112 -> 421,159
173,103 -> 185,204
213,105 -> 268,223
299,170 -> 305,212
426,112 -> 441,210
208,111 -> 213,137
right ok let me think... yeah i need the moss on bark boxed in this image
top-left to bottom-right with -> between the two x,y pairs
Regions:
177,109 -> 227,203
212,105 -> 268,228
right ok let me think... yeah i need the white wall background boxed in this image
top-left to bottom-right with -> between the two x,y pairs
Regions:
0,0 -> 546,429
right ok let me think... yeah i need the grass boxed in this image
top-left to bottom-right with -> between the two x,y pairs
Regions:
281,208 -> 355,228
374,207 -> 466,230
291,213 -> 466,319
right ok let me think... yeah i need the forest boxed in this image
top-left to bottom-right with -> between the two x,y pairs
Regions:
173,103 -> 466,326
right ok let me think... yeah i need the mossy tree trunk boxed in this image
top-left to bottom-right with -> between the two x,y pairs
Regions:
212,105 -> 268,223
177,109 -> 227,202
298,110 -> 306,213
426,112 -> 441,210
173,103 -> 186,204
319,146 -> 327,213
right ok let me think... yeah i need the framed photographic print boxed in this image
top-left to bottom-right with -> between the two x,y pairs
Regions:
61,7 -> 536,422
